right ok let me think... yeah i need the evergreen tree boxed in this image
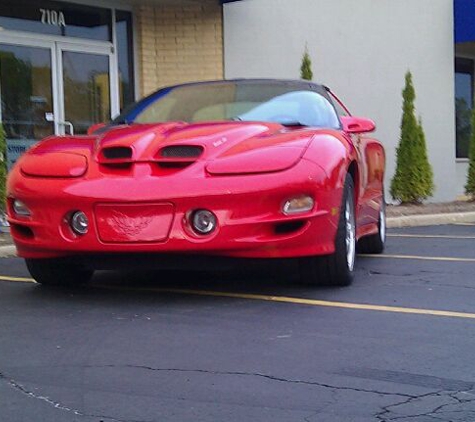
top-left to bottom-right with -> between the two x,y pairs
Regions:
390,71 -> 434,204
300,46 -> 313,81
465,99 -> 475,199
0,124 -> 6,212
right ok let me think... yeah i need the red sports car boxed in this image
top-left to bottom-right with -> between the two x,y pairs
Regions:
7,79 -> 385,287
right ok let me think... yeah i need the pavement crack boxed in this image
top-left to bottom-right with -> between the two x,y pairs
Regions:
0,371 -> 149,422
92,364 -> 417,399
375,390 -> 444,421
375,388 -> 475,421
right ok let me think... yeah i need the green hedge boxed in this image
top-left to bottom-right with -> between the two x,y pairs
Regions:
300,46 -> 313,81
0,124 -> 6,212
465,102 -> 475,199
390,71 -> 434,204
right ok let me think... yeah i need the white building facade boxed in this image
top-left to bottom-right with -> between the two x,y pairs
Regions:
223,0 -> 460,202
0,0 -> 470,203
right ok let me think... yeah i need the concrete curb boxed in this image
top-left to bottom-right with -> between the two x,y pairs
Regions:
387,211 -> 475,228
0,245 -> 16,258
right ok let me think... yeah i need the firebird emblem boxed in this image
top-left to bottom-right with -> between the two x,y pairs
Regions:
106,211 -> 153,236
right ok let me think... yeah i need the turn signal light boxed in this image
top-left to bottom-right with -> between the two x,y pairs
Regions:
12,199 -> 31,217
282,195 -> 314,215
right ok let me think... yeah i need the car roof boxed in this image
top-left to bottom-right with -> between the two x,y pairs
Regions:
164,78 -> 328,93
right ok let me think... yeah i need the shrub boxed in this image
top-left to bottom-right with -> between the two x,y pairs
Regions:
300,46 -> 313,81
0,124 -> 6,212
390,71 -> 434,204
464,100 -> 475,199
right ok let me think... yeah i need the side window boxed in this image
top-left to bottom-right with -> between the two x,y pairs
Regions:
328,91 -> 350,117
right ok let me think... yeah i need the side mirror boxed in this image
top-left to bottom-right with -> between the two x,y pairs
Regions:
341,116 -> 376,134
87,122 -> 106,136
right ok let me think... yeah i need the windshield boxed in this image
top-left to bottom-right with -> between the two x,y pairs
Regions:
113,81 -> 341,128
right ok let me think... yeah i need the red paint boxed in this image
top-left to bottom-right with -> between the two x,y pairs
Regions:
6,82 -> 385,262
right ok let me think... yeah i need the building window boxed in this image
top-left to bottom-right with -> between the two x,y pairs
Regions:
455,57 -> 474,159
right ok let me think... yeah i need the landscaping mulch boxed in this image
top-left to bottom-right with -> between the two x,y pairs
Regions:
387,200 -> 475,217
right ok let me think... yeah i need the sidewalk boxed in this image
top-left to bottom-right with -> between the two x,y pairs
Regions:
1,202 -> 474,258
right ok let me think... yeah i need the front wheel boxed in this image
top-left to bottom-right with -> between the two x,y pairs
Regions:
300,174 -> 356,286
26,258 -> 93,287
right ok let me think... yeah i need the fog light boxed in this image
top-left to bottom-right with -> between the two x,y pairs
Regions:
13,199 -> 31,217
282,195 -> 314,215
191,209 -> 217,234
70,211 -> 89,235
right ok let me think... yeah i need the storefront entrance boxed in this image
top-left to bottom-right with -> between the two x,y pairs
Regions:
0,35 -> 118,168
0,0 -> 134,170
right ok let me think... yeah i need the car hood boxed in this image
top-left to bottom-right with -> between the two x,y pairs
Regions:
21,121 -> 320,177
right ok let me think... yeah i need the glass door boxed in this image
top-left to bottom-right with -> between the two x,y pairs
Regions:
56,42 -> 118,135
0,42 -> 55,169
0,36 -> 119,167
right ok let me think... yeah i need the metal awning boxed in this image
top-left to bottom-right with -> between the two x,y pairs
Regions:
455,0 -> 475,43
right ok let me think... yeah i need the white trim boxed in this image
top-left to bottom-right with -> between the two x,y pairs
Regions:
57,42 -> 118,132
132,7 -> 140,100
0,29 -> 112,49
110,9 -> 120,117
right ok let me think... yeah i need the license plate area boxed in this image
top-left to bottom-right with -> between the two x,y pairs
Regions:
95,203 -> 174,243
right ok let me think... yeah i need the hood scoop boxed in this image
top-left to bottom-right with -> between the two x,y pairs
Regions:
155,145 -> 204,168
97,143 -> 204,169
102,146 -> 133,160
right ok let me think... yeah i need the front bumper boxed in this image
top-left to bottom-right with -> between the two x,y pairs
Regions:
7,160 -> 342,259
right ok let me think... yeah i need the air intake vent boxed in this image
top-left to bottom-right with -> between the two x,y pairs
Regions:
102,146 -> 133,160
160,145 -> 203,158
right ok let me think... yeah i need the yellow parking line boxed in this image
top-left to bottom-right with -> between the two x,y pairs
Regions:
0,275 -> 35,283
2,274 -> 475,320
359,254 -> 475,262
388,234 -> 475,239
98,285 -> 475,320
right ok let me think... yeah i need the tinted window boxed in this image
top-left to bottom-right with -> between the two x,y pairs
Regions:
116,82 -> 340,129
455,57 -> 473,159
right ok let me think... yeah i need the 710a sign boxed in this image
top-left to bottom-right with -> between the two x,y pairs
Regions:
40,8 -> 66,27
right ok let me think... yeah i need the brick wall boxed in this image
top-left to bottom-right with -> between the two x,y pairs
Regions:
135,1 -> 224,96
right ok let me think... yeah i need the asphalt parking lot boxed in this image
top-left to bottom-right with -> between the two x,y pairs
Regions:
1,223 -> 475,421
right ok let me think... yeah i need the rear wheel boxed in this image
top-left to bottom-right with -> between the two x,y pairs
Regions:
300,174 -> 356,286
26,258 -> 93,287
357,199 -> 386,254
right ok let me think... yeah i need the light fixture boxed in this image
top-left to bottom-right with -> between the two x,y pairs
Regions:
70,211 -> 89,235
191,209 -> 217,235
12,199 -> 31,217
282,195 -> 314,215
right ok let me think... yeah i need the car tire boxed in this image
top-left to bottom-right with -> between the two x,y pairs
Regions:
25,258 -> 93,287
300,174 -> 356,286
357,199 -> 386,254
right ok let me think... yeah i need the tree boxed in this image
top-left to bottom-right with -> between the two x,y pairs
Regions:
390,71 -> 434,204
465,99 -> 475,199
300,45 -> 313,81
0,124 -> 6,212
